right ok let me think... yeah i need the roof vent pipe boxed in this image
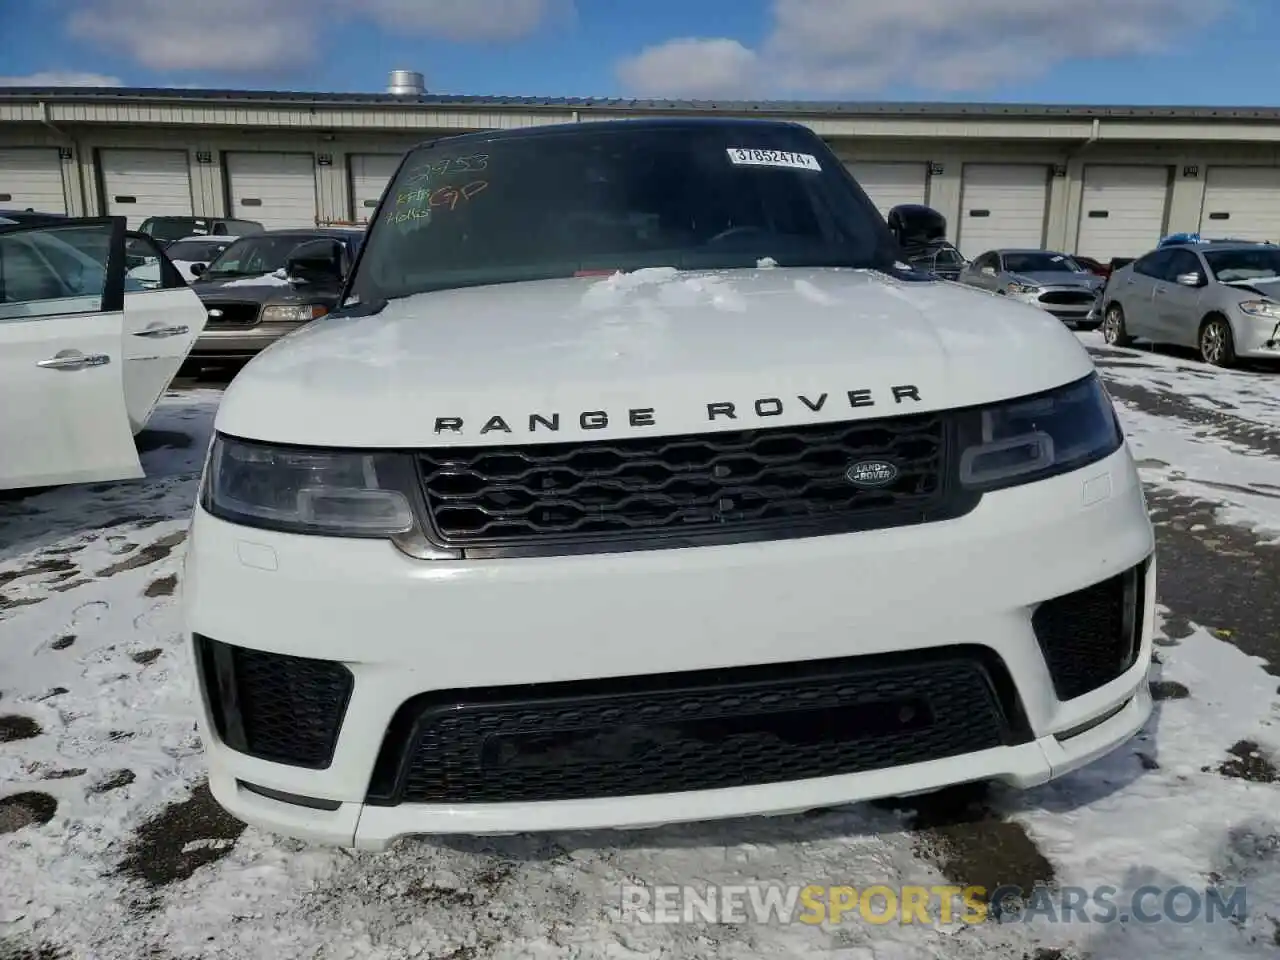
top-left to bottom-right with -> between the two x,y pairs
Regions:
387,70 -> 426,96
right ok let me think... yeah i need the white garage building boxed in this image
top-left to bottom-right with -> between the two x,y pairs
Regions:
4,76 -> 1280,261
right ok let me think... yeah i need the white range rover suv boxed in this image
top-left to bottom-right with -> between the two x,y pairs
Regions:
183,118 -> 1157,850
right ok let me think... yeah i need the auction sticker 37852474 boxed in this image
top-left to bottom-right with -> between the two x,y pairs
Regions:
726,148 -> 822,171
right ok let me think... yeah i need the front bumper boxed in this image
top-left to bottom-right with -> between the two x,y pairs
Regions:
190,323 -> 304,359
183,445 -> 1157,850
1234,313 -> 1280,360
1010,287 -> 1103,328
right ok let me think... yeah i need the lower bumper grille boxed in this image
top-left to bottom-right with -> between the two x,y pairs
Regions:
366,648 -> 1031,806
195,635 -> 353,769
1038,290 -> 1097,307
1032,561 -> 1147,701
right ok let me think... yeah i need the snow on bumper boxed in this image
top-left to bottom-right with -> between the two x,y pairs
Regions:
183,445 -> 1156,850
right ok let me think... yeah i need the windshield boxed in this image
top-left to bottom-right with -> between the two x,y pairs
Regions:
1002,252 -> 1083,274
166,239 -> 232,262
139,218 -> 204,244
1203,247 -> 1280,283
205,235 -> 314,277
351,124 -> 894,302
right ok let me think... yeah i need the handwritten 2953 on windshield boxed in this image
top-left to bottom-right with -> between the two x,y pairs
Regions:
402,154 -> 489,184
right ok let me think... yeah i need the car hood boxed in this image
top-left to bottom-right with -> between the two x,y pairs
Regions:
1222,276 -> 1280,298
1014,271 -> 1102,289
193,272 -> 338,305
216,266 -> 1095,448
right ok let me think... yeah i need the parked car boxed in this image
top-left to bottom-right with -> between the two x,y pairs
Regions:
0,215 -> 208,489
887,203 -> 967,280
958,248 -> 1104,329
183,117 -> 1155,849
127,234 -> 238,286
0,208 -> 70,227
1100,241 -> 1280,366
138,216 -> 264,246
188,227 -> 364,360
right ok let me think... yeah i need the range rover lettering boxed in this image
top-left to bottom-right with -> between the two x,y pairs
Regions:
183,118 -> 1157,849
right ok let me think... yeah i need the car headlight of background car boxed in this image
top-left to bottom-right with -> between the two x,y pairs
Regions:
261,304 -> 330,323
201,374 -> 1125,546
1236,299 -> 1280,320
1006,281 -> 1040,296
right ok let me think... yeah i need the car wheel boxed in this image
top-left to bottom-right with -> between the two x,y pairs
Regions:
1101,304 -> 1133,347
1199,315 -> 1237,367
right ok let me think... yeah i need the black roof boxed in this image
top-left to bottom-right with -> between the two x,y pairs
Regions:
256,227 -> 364,237
416,116 -> 807,148
0,85 -> 1277,121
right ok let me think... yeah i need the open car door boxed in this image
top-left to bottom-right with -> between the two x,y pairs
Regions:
120,233 -> 208,433
0,216 -> 145,490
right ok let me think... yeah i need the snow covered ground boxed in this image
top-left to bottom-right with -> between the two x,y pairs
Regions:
1,347 -> 1279,960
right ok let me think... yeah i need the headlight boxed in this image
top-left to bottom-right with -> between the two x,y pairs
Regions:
1237,300 -> 1280,319
261,304 -> 329,323
1006,281 -> 1040,295
201,435 -> 417,537
957,374 -> 1124,492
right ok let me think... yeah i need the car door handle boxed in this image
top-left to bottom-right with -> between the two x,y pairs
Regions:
36,353 -> 110,370
132,324 -> 190,338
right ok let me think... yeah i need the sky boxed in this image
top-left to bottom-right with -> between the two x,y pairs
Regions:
0,0 -> 1277,105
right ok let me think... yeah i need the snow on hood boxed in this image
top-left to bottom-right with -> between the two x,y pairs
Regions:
217,268 -> 296,289
216,265 -> 1093,448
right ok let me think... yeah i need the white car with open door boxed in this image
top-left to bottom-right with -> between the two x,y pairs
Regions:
0,216 -> 209,490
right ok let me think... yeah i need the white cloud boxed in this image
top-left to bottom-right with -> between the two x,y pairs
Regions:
616,0 -> 1230,98
616,39 -> 760,99
65,0 -> 567,74
0,71 -> 122,87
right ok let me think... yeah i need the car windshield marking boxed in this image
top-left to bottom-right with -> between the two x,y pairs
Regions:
350,126 -> 896,303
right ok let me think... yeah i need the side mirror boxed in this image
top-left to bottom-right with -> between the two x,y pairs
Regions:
1175,272 -> 1203,287
286,254 -> 343,284
285,241 -> 344,284
189,262 -> 207,277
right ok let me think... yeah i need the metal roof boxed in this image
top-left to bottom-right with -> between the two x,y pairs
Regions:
2,85 -> 1280,121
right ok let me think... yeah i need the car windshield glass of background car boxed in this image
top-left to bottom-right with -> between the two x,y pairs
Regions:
204,235 -> 312,277
1203,247 -> 1280,283
352,125 -> 894,302
1002,252 -> 1083,274
166,239 -> 231,263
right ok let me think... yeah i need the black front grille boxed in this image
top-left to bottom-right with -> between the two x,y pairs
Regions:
1032,562 -> 1147,701
1038,290 -> 1097,306
365,647 -> 1031,806
195,635 -> 353,769
202,301 -> 261,328
417,413 -> 975,558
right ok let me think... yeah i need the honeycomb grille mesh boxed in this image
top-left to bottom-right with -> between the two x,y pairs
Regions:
368,651 -> 1022,805
417,412 -> 950,550
1032,566 -> 1143,701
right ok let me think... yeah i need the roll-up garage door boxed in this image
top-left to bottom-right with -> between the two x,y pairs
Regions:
99,149 -> 193,228
957,164 -> 1050,258
1199,167 -> 1280,243
224,152 -> 317,230
349,154 -> 402,221
0,148 -> 67,214
845,162 -> 929,218
1075,165 -> 1170,261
